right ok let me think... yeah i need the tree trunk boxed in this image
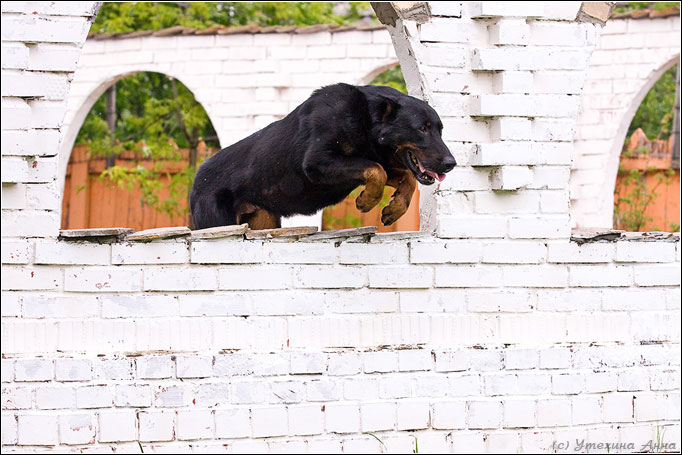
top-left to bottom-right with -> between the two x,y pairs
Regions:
105,84 -> 116,168
671,64 -> 680,170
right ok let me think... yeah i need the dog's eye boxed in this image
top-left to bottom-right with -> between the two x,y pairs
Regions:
419,125 -> 428,133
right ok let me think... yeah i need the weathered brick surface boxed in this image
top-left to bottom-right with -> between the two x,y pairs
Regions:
2,2 -> 681,452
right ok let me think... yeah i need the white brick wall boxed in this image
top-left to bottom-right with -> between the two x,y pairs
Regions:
2,2 -> 681,453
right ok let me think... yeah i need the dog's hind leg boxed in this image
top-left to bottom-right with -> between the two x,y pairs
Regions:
236,203 -> 281,230
190,193 -> 238,230
381,169 -> 417,226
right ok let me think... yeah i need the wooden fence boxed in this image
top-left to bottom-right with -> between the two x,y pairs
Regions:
61,145 -> 420,232
614,128 -> 680,232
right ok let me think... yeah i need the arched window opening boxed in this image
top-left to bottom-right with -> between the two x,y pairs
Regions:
614,63 -> 680,232
61,72 -> 220,231
322,64 -> 421,233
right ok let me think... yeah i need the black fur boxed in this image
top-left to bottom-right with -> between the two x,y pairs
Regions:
190,83 -> 456,230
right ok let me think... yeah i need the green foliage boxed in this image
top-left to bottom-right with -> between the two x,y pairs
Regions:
91,2 -> 374,34
613,147 -> 677,231
370,65 -> 407,93
613,2 -> 680,13
628,64 -> 678,139
77,72 -> 218,218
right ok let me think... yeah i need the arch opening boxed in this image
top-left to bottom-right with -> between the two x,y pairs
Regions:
61,71 -> 220,231
609,58 -> 680,232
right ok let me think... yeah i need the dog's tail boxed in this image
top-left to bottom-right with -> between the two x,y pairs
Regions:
190,190 -> 237,230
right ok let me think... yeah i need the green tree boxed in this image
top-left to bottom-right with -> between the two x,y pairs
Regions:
628,64 -> 678,139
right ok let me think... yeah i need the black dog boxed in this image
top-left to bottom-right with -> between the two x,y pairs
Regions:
190,83 -> 456,230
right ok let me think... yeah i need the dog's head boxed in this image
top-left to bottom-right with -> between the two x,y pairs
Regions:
371,87 -> 456,185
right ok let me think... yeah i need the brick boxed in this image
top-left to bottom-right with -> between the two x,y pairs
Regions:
175,355 -> 212,379
99,411 -> 137,442
615,242 -> 676,263
438,216 -> 507,238
263,242 -> 337,264
76,385 -> 113,408
251,406 -> 287,437
137,356 -> 174,379
1,129 -> 61,156
219,265 -> 292,289
138,411 -> 175,442
94,357 -> 135,381
2,386 -> 32,409
537,399 -> 571,427
359,402 -> 395,432
152,384 -> 190,408
59,413 -> 95,445
432,400 -> 466,429
64,267 -> 141,292
547,242 -> 614,263
397,400 -> 430,430
572,395 -> 602,425
618,370 -> 649,392
398,350 -> 432,372
326,403 -> 360,434
177,410 -> 213,440
435,264 -> 502,287
306,379 -> 340,402
215,408 -> 250,439
112,242 -> 189,264
1,360 -> 14,382
536,289 -> 601,311
101,294 -> 178,318
2,266 -> 62,291
28,43 -> 81,71
482,241 -> 546,264
603,393 -> 634,423
650,369 -> 680,391
270,380 -> 303,404
503,399 -> 536,428
363,351 -> 398,373
36,386 -> 75,409
449,374 -> 482,396
338,242 -> 409,264
539,348 -> 572,369
17,415 -> 58,445
490,165 -> 533,190
327,353 -> 362,376
367,265 -> 432,288
145,267 -> 216,291
634,393 -> 667,422
410,240 -> 482,264
569,265 -> 633,287
468,400 -> 502,429
1,292 -> 21,317
634,264 -> 681,286
505,349 -> 537,370
290,352 -> 325,375
379,376 -> 413,399
115,384 -> 152,408
490,19 -> 530,45
468,289 -> 535,312
288,404 -> 324,435
552,373 -> 584,395
14,359 -> 52,382
503,265 -> 568,287
1,413 -> 17,445
54,358 -> 92,382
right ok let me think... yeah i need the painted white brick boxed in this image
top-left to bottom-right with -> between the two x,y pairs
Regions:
503,265 -> 568,287
569,265 -> 633,287
215,408 -> 250,439
380,376 -> 413,399
490,166 -> 533,190
138,411 -> 175,442
177,410 -> 213,440
294,266 -> 365,289
363,351 -> 398,373
17,415 -> 58,445
360,401 -> 395,431
112,242 -> 189,265
468,400 -> 502,429
36,386 -> 75,409
508,215 -> 571,239
615,242 -> 677,263
398,350 -> 432,372
306,379 -> 340,402
325,403 -> 360,434
327,353 -> 361,376
145,267 -> 216,291
617,370 -> 649,392
2,266 -> 62,291
552,373 -> 584,395
59,413 -> 95,445
634,264 -> 681,286
115,384 -> 152,408
99,411 -> 137,443
288,404 -> 324,435
503,399 -> 536,428
410,241 -> 481,264
650,369 -> 680,391
467,289 -> 535,312
136,356 -> 174,379
491,19 -> 530,45
539,349 -> 572,369
64,267 -> 141,292
290,352 -> 325,375
603,393 -> 634,423
154,384 -> 192,407
634,393 -> 667,422
368,265 -> 432,288
55,359 -> 92,382
2,386 -> 32,409
14,359 -> 52,382
547,242 -> 614,263
101,294 -> 178,318
76,385 -> 113,408
1,413 -> 17,445
585,371 -> 618,393
338,242 -> 409,264
397,400 -> 430,430
264,242 -> 337,264
432,400 -> 466,429
438,216 -> 507,238
482,241 -> 546,264
435,264 -> 502,287
175,355 -> 212,379
537,399 -> 571,427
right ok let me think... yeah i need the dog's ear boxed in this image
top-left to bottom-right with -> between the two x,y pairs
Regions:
375,95 -> 400,123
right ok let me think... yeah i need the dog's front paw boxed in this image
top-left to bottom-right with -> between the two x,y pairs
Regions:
355,190 -> 382,213
381,198 -> 409,226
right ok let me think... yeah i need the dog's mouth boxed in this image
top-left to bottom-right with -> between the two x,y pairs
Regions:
402,149 -> 447,185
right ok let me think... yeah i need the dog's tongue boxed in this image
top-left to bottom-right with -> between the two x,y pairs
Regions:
418,161 -> 447,182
